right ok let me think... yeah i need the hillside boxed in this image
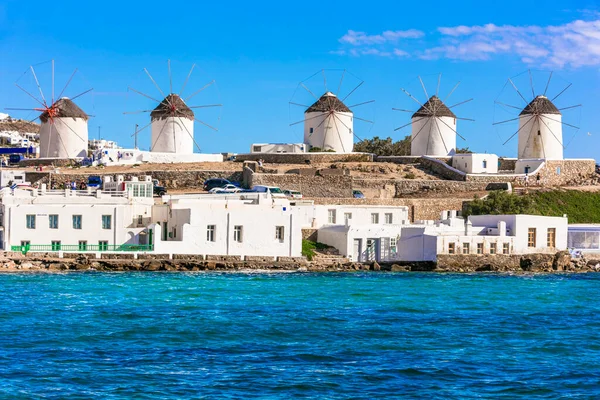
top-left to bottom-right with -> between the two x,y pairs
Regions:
0,118 -> 40,134
465,189 -> 600,224
529,190 -> 600,224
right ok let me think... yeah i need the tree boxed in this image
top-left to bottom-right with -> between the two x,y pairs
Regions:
463,190 -> 536,218
353,135 -> 410,156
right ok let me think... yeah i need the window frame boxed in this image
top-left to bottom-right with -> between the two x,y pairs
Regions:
448,242 -> 456,254
547,228 -> 556,248
49,214 -> 59,229
503,243 -> 510,254
207,225 -> 216,242
51,240 -> 61,251
233,225 -> 243,243
371,213 -> 379,224
477,243 -> 484,254
528,228 -> 537,248
78,241 -> 87,251
98,240 -> 108,251
72,215 -> 82,230
327,209 -> 336,224
26,214 -> 36,229
490,242 -> 497,255
275,226 -> 285,242
384,213 -> 393,224
102,215 -> 112,230
462,243 -> 470,254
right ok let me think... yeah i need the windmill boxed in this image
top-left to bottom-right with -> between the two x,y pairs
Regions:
393,74 -> 473,156
124,60 -> 222,154
5,60 -> 93,159
289,69 -> 374,153
494,70 -> 581,160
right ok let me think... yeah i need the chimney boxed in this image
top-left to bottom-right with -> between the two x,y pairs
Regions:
498,221 -> 507,237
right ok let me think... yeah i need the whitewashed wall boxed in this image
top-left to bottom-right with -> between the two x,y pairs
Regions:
39,117 -> 88,158
304,112 -> 353,153
452,154 -> 499,174
410,116 -> 456,156
150,117 -> 194,154
518,114 -> 563,160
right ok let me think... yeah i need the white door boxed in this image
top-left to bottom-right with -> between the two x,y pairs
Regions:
353,239 -> 362,262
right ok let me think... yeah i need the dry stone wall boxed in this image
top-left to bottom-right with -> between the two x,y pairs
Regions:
235,152 -> 373,164
250,173 -> 353,198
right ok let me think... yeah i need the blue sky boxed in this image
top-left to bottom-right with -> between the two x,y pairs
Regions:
1,0 -> 599,158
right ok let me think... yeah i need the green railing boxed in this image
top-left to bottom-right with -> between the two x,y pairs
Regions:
11,244 -> 154,254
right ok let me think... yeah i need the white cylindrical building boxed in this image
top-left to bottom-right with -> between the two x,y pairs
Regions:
410,95 -> 457,156
517,96 -> 563,160
39,98 -> 89,158
303,92 -> 353,153
150,94 -> 194,154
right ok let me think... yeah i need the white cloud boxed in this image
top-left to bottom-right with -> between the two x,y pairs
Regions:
333,18 -> 600,68
339,29 -> 424,46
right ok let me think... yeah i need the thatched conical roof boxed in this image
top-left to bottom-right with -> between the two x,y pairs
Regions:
412,95 -> 456,118
520,95 -> 561,116
39,98 -> 88,123
151,94 -> 195,121
306,92 -> 351,113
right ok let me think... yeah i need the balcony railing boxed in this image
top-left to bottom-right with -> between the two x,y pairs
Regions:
11,244 -> 154,254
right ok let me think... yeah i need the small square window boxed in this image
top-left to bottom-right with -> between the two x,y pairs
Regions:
371,213 -> 379,224
102,215 -> 112,230
477,243 -> 483,254
490,243 -> 497,255
528,228 -> 536,247
98,241 -> 108,251
344,213 -> 352,224
51,241 -> 61,251
503,243 -> 510,254
49,214 -> 59,229
79,241 -> 87,251
384,213 -> 393,224
463,243 -> 470,254
448,243 -> 456,254
328,210 -> 336,224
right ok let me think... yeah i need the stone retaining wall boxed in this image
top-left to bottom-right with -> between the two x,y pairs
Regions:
302,229 -> 318,241
375,156 -> 421,164
250,173 -> 353,198
419,157 -> 466,181
235,152 -> 373,164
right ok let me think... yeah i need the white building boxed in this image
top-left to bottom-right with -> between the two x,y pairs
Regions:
411,95 -> 457,156
518,96 -> 563,160
313,207 -> 567,262
151,192 -> 301,257
92,148 -> 222,166
39,98 -> 89,159
304,92 -> 353,153
0,184 -> 154,252
567,224 -> 600,254
452,154 -> 499,174
150,94 -> 195,154
250,143 -> 307,154
89,139 -> 121,151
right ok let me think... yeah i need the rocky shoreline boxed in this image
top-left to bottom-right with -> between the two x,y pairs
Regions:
0,251 -> 599,273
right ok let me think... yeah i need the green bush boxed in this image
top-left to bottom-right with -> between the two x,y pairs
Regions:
302,239 -> 329,261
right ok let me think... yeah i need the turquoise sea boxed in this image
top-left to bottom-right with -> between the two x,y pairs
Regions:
0,272 -> 599,399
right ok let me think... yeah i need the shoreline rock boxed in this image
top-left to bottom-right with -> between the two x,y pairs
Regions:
0,251 -> 598,274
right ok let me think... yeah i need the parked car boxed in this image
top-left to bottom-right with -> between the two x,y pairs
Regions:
353,190 -> 365,199
283,189 -> 303,199
153,179 -> 167,196
209,184 -> 240,194
87,175 -> 102,188
253,185 -> 286,198
203,178 -> 240,191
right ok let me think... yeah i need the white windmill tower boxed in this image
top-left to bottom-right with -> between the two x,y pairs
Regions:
393,75 -> 472,156
289,70 -> 374,153
125,60 -> 222,154
5,60 -> 93,159
495,71 -> 580,160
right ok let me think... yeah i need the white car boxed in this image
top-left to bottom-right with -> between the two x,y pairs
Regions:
209,184 -> 240,194
283,190 -> 303,199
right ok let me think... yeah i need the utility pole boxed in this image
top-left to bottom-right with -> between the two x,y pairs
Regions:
134,124 -> 139,149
